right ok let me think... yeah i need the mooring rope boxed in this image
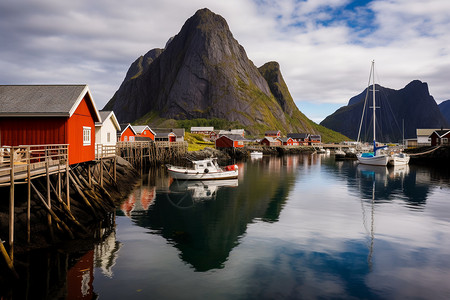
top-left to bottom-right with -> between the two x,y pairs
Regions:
408,145 -> 441,156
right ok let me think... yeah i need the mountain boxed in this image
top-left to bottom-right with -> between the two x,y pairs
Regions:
439,100 -> 450,125
104,8 -> 342,139
320,80 -> 449,143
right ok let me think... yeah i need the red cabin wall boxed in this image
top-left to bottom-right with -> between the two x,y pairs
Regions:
215,137 -> 233,148
120,127 -> 135,141
136,129 -> 154,141
0,117 -> 67,146
67,97 -> 96,165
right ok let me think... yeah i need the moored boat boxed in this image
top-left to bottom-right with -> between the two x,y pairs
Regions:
356,60 -> 389,166
167,158 -> 238,180
388,152 -> 410,165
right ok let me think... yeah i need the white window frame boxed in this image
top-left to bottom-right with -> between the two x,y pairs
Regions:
83,127 -> 91,146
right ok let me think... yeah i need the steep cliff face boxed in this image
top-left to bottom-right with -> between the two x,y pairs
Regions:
104,8 -> 320,135
439,99 -> 450,125
320,80 -> 449,142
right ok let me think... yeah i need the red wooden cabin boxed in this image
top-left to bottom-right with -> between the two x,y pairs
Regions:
119,124 -> 137,141
265,130 -> 281,138
0,85 -> 101,165
215,135 -> 245,148
133,125 -> 155,140
260,137 -> 281,146
429,130 -> 450,146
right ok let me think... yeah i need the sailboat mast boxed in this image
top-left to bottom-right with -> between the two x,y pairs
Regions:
372,60 -> 376,153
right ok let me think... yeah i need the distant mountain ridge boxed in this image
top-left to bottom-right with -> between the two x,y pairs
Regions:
104,8 -> 344,140
320,80 -> 449,143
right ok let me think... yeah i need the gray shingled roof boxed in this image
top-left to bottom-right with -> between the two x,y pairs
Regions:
98,110 -> 112,123
0,85 -> 98,119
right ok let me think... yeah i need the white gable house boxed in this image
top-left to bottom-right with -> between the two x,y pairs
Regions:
95,110 -> 121,146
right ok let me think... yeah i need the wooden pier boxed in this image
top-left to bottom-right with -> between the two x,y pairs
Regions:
0,141 -> 187,274
116,141 -> 188,166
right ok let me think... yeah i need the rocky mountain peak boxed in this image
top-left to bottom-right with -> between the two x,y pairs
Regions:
103,8 -> 328,137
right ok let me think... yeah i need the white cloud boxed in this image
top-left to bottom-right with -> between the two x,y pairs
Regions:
0,0 -> 449,121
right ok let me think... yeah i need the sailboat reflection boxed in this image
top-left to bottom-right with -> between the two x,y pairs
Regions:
357,164 -> 387,270
169,179 -> 238,203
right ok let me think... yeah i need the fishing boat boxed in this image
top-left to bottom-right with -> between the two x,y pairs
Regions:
167,158 -> 238,180
388,152 -> 410,165
356,61 -> 389,166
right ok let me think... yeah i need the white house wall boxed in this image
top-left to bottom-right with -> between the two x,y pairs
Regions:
96,118 -> 118,145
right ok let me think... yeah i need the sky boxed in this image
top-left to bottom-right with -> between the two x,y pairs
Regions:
1,0 -> 449,123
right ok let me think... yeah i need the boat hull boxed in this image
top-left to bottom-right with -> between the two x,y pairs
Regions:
167,168 -> 238,180
357,154 -> 389,166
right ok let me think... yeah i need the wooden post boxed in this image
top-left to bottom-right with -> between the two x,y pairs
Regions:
113,156 -> 117,182
9,147 -> 15,261
100,158 -> 104,187
57,146 -> 61,199
66,146 -> 70,211
88,164 -> 92,186
27,147 -> 31,243
46,147 -> 53,239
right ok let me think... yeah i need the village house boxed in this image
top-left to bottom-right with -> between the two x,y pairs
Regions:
429,129 -> 450,146
0,84 -> 101,165
209,130 -> 220,141
119,124 -> 137,142
95,110 -> 121,146
278,137 -> 296,146
133,125 -> 155,140
260,136 -> 282,147
265,130 -> 281,138
309,134 -> 322,145
152,128 -> 185,142
191,126 -> 214,135
219,129 -> 245,137
287,133 -> 310,145
215,134 -> 246,149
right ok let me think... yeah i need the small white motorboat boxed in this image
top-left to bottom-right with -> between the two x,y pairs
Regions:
388,152 -> 410,165
167,158 -> 238,180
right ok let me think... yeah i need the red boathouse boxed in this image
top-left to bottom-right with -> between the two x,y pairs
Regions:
0,85 -> 101,165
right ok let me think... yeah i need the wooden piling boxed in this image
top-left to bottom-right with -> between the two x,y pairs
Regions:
9,148 -> 15,261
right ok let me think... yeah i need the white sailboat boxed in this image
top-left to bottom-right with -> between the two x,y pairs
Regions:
356,60 -> 389,166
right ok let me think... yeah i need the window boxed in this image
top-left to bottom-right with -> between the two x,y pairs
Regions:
107,132 -> 111,143
83,127 -> 91,146
124,136 -> 128,142
130,136 -> 135,141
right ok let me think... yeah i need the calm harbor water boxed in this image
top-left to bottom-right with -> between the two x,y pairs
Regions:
4,154 -> 450,299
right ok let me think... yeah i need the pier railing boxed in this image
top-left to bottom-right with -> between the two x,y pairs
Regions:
95,144 -> 117,160
0,144 -> 69,185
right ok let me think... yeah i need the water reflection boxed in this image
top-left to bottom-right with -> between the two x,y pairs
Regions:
122,156 -> 301,271
3,154 -> 450,299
